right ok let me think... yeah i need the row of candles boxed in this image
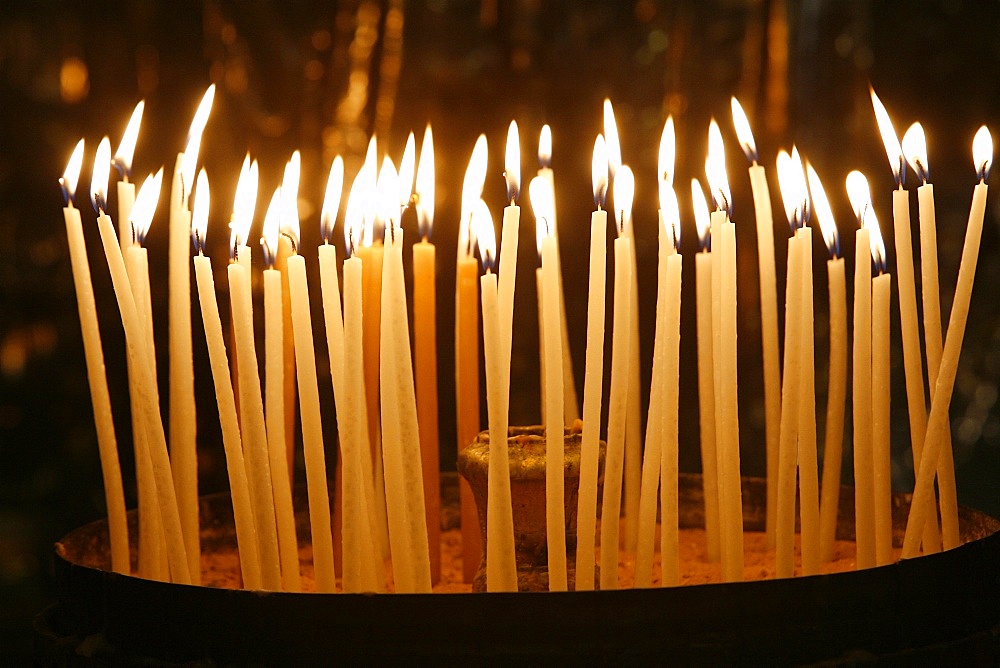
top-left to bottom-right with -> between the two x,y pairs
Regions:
59,84 -> 992,592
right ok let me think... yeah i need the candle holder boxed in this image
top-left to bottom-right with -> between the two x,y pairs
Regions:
456,424 -> 606,592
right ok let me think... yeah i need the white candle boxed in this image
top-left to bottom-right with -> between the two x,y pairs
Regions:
499,125 -> 520,407
796,226 -> 820,576
872,270 -> 893,565
659,250 -> 683,587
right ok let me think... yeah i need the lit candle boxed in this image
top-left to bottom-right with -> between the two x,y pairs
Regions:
190,171 -> 262,590
575,136 -> 608,591
228,186 -> 282,591
869,221 -> 893,567
91,138 -> 191,584
872,90 -> 942,554
60,140 -> 130,575
706,122 -> 744,582
376,159 -> 432,593
691,178 -> 721,563
731,97 -> 781,548
170,85 -> 214,582
262,179 -> 301,592
902,122 -> 955,552
807,164 -> 848,564
846,171 -> 876,569
112,100 -> 143,249
903,127 -> 993,558
530,175 -> 567,591
411,127 -> 441,584
600,165 -> 634,590
498,126 -> 519,410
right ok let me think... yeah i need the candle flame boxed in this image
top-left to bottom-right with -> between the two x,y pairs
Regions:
359,140 -> 379,247
805,162 -> 839,258
730,96 -> 758,164
461,134 -> 489,234
613,165 -> 635,237
776,146 -> 810,230
691,178 -> 712,250
705,119 -> 732,217
604,98 -> 622,178
320,155 -> 344,244
529,175 -> 555,259
180,84 -> 216,203
845,170 -> 872,227
261,187 -> 282,268
113,100 -> 144,180
60,138 -> 85,206
592,134 -> 609,209
415,124 -> 435,240
973,125 -> 993,182
191,169 -> 210,254
658,115 -> 675,187
130,167 -> 163,246
398,131 -> 416,209
901,122 -> 929,184
660,181 -> 681,251
376,156 -> 401,239
505,121 -> 521,203
90,136 -> 111,215
870,87 -> 904,186
538,124 -> 552,169
280,151 -> 301,249
344,174 -> 364,257
472,198 -> 496,272
866,207 -> 887,274
230,156 -> 258,258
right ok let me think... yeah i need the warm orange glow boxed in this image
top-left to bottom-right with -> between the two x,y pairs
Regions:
60,139 -> 85,206
90,137 -> 111,214
870,87 -> 903,185
398,131 -> 416,208
730,96 -> 757,164
180,85 -> 216,202
613,165 -> 635,236
113,100 -> 144,180
472,198 -> 496,271
462,134 -> 488,229
805,162 -> 839,257
659,181 -> 681,250
280,151 -> 301,247
691,178 -> 712,249
321,155 -> 344,244
973,125 -> 993,182
130,167 -> 164,246
658,116 -> 675,187
705,119 -> 731,215
261,187 -> 282,267
775,146 -> 809,229
359,140 -> 379,247
505,121 -> 521,203
592,134 -> 608,209
603,98 -> 622,178
866,207 -> 887,272
901,122 -> 929,184
538,124 -> 552,169
376,156 -> 400,236
191,169 -> 210,253
415,124 -> 435,239
230,156 -> 259,255
529,175 -> 555,256
344,174 -> 364,256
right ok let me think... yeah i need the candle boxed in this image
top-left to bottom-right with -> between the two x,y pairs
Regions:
706,122 -> 744,582
498,126 -> 519,404
529,176 -> 568,591
797,223 -> 820,576
872,90 -> 942,554
538,125 -> 580,424
732,97 -> 781,548
262,181 -> 301,592
902,122 -> 955,551
170,85 -> 214,583
60,140 -> 129,575
903,127 -> 992,558
112,100 -> 143,249
190,173 -> 262,590
575,136 -> 608,591
871,257 -> 893,566
275,235 -> 297,486
412,128 -> 441,584
846,171 -> 876,569
91,138 -> 191,585
600,166 -> 634,590
807,165 -> 848,564
691,179 -> 721,563
376,159 -> 432,593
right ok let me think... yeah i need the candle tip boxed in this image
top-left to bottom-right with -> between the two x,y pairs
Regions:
973,125 -> 993,182
61,138 -> 85,206
416,124 -> 435,240
592,134 -> 608,209
730,97 -> 758,164
505,121 -> 521,203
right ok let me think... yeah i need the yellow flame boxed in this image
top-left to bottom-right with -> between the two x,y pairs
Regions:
130,167 -> 163,244
776,146 -> 809,227
320,155 -> 344,244
281,151 -> 301,246
415,124 -> 435,238
360,140 -> 379,247
604,98 -> 622,178
805,162 -> 839,256
180,84 -> 216,202
262,187 -> 282,264
91,136 -> 111,214
865,206 -> 886,270
192,169 -> 210,250
529,175 -> 555,257
344,173 -> 364,255
398,132 -> 416,208
845,170 -> 872,227
691,178 -> 711,247
705,119 -> 731,214
114,100 -> 144,179
462,134 -> 488,226
973,125 -> 993,181
231,156 -> 258,248
901,122 -> 929,184
870,87 -> 903,184
730,96 -> 757,163
658,116 -> 675,187
377,156 -> 400,234
505,121 -> 521,203
614,165 -> 635,236
659,181 -> 680,249
592,134 -> 608,208
61,138 -> 85,205
538,124 -> 552,168
472,198 -> 496,269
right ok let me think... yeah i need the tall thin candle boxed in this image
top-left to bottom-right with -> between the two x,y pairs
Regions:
113,100 -> 143,249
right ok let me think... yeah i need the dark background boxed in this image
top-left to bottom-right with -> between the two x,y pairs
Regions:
1,0 -> 999,659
